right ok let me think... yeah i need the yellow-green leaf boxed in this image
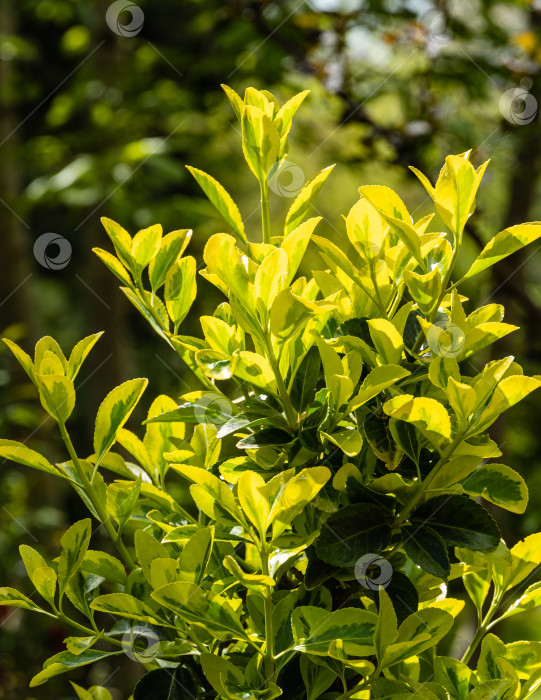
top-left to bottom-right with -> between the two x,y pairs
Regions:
238,471 -> 270,539
464,222 -> 541,279
383,395 -> 451,444
93,378 -> 148,465
187,166 -> 246,243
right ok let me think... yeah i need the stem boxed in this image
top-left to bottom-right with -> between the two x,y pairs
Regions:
59,423 -> 136,571
395,433 -> 465,526
260,545 -> 275,685
261,180 -> 271,244
461,593 -> 502,664
369,260 -> 388,319
264,332 -> 297,428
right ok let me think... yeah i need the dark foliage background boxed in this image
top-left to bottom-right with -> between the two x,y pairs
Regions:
1,0 -> 541,697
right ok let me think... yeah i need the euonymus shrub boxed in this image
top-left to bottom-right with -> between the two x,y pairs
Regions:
3,86 -> 541,700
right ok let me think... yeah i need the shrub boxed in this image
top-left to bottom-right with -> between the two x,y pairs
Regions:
3,86 -> 541,699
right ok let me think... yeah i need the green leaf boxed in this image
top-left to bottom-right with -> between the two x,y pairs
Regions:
456,548 -> 492,614
223,555 -> 275,594
465,223 -> 541,279
20,545 -> 57,606
57,519 -> 91,602
2,338 -> 37,385
30,649 -> 122,687
100,217 -> 133,271
0,587 -> 46,613
434,656 -> 472,700
383,395 -> 451,444
134,529 -> 169,583
381,608 -> 453,668
187,166 -> 246,243
36,374 -> 75,424
93,247 -> 132,286
80,550 -> 127,584
315,503 -> 391,567
241,105 -> 280,182
71,682 -> 113,700
291,346 -> 321,412
375,587 -> 398,665
268,466 -> 331,539
432,155 -> 481,236
67,333 -> 103,381
203,233 -> 255,312
148,228 -> 192,292
221,84 -> 244,120
300,656 -> 337,700
493,532 -> 541,592
93,378 -> 148,465
233,351 -> 276,391
403,268 -> 442,316
367,319 -> 404,364
255,248 -> 289,311
106,477 -> 141,532
274,89 -> 310,152
178,526 -> 214,585
349,365 -> 410,411
131,224 -> 162,271
291,606 -> 377,656
411,496 -> 500,551
90,593 -> 166,626
238,471 -> 270,539
200,653 -> 246,698
151,581 -> 248,641
0,439 -> 62,479
281,217 -> 321,283
321,428 -> 363,457
346,196 -> 386,259
460,464 -> 528,514
402,525 -> 451,578
170,463 -> 244,525
164,256 -> 197,329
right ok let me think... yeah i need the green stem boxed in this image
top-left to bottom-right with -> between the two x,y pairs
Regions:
461,593 -> 502,664
395,433 -> 465,526
59,423 -> 136,572
261,180 -> 271,244
264,332 -> 297,428
261,545 -> 275,685
369,260 -> 388,319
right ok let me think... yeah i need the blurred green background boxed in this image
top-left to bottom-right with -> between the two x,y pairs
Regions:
2,0 -> 541,697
